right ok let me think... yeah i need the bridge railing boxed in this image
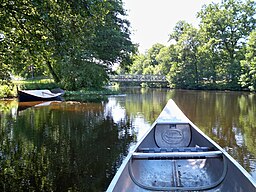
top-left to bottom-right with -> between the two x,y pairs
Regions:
109,75 -> 167,83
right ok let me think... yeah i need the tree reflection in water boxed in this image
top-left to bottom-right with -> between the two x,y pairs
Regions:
171,90 -> 256,178
0,101 -> 135,191
0,89 -> 256,191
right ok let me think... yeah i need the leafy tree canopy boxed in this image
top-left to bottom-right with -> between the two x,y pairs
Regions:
240,30 -> 256,91
0,0 -> 135,90
197,0 -> 256,87
125,0 -> 256,90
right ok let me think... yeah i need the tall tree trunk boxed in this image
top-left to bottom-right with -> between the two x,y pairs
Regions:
46,61 -> 60,83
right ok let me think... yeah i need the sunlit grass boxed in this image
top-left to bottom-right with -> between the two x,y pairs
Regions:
14,78 -> 59,91
13,78 -> 55,86
0,78 -> 119,100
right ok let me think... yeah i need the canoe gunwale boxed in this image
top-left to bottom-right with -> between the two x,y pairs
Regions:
106,99 -> 256,191
132,150 -> 223,159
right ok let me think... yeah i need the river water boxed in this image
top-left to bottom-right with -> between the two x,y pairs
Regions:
0,88 -> 255,191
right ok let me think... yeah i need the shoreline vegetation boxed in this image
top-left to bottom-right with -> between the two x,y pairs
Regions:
0,79 -> 119,101
1,1 -> 255,97
0,78 -> 254,100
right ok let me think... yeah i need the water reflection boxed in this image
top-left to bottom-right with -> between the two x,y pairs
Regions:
171,90 -> 256,177
0,88 -> 256,191
0,100 -> 135,191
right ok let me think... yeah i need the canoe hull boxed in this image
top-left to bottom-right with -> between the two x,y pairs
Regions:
107,100 -> 256,192
18,90 -> 62,102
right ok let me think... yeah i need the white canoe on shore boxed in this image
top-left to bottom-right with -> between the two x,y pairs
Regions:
18,89 -> 63,102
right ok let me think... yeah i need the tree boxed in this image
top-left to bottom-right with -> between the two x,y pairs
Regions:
197,0 -> 256,88
0,0 -> 48,80
0,33 -> 11,85
0,0 -> 135,90
239,30 -> 256,91
197,37 -> 222,87
128,54 -> 146,75
122,0 -> 256,91
169,20 -> 193,42
128,43 -> 165,75
154,46 -> 174,75
167,22 -> 201,88
142,44 -> 165,75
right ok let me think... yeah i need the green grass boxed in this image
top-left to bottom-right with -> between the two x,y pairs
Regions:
14,78 -> 59,90
0,78 -> 119,100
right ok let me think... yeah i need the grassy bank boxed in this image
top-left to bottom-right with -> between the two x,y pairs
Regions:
14,78 -> 58,90
0,79 -> 119,101
0,78 -> 60,99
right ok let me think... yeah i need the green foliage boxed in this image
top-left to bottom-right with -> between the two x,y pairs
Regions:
168,20 -> 192,42
0,0 -> 135,91
0,43 -> 11,85
17,80 -> 59,91
60,61 -> 109,90
129,54 -> 146,75
168,23 -> 201,88
239,30 -> 256,91
125,0 -> 256,91
155,46 -> 173,75
0,85 -> 14,98
198,0 -> 256,87
128,44 -> 165,76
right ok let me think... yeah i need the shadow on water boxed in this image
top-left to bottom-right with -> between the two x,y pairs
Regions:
0,88 -> 256,191
0,100 -> 135,191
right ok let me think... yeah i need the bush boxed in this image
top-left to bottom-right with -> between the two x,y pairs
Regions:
0,85 -> 14,98
60,61 -> 109,91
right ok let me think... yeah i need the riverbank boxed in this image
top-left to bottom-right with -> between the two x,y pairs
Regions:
0,78 -> 253,100
0,79 -> 119,101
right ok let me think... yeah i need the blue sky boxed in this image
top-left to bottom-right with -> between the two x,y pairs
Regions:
123,0 -> 221,53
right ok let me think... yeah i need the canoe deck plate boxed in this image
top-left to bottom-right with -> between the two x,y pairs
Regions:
155,124 -> 191,148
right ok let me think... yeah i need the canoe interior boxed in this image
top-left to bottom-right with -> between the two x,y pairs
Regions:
109,123 -> 256,192
129,158 -> 223,191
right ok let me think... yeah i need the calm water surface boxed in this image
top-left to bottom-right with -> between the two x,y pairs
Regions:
0,88 -> 256,191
